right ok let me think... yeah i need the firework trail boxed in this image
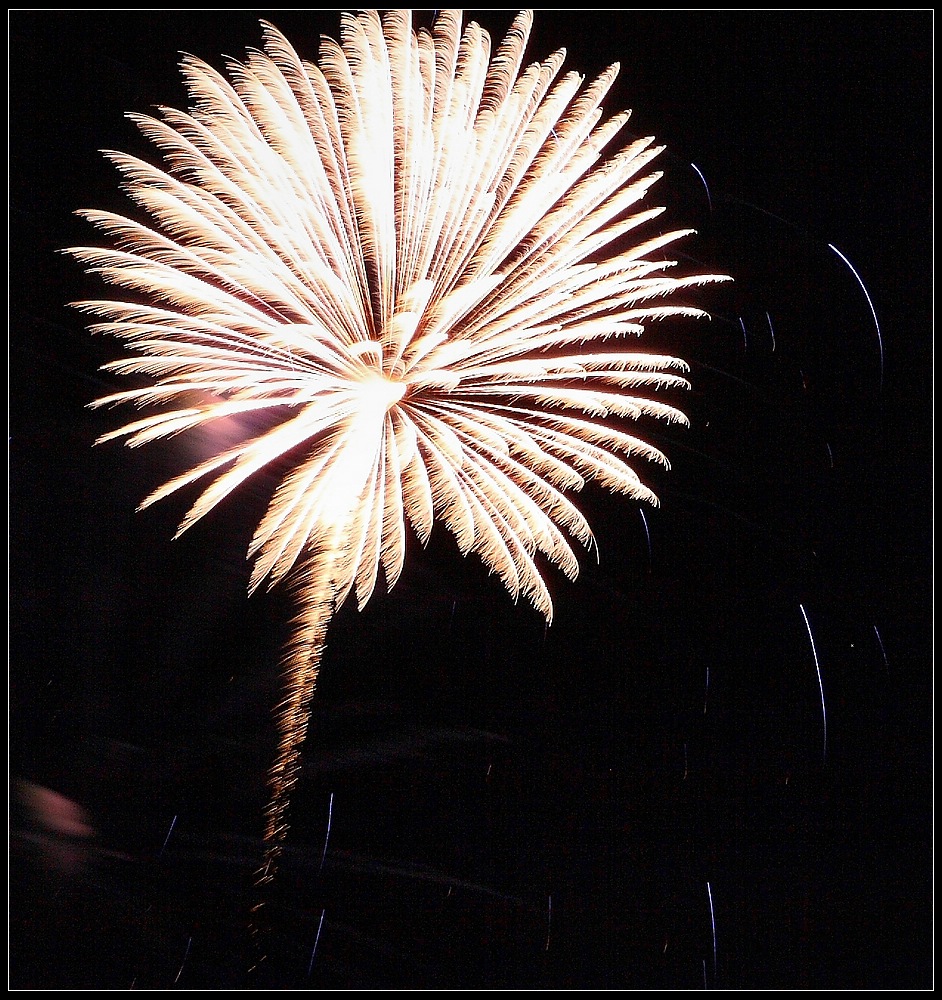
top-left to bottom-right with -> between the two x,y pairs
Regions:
69,9 -> 729,880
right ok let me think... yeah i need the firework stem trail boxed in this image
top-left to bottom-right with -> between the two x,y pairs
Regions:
259,537 -> 341,877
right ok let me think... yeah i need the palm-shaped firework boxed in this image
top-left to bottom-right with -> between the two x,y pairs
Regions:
69,10 -> 728,870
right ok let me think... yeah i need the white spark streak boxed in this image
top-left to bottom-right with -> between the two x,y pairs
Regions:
765,310 -> 776,352
158,813 -> 177,858
707,880 -> 716,977
827,242 -> 884,391
690,161 -> 712,213
173,936 -> 192,985
308,909 -> 326,975
799,603 -> 827,763
639,507 -> 652,570
873,624 -> 889,672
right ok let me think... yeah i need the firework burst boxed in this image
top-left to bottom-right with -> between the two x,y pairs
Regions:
69,10 -> 729,871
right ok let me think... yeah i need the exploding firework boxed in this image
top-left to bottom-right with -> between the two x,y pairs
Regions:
68,9 -> 729,873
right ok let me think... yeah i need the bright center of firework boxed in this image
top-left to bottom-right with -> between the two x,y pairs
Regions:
360,372 -> 406,413
307,373 -> 405,531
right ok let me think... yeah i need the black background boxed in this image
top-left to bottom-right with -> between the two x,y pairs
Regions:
9,10 -> 932,989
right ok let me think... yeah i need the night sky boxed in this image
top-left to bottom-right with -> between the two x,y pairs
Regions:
9,11 -> 933,989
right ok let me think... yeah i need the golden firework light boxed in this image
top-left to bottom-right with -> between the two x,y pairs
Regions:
69,10 -> 729,876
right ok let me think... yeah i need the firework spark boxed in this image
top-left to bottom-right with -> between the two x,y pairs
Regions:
69,10 -> 729,868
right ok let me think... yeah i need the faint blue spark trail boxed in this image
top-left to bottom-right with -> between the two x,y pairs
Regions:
873,624 -> 890,673
545,894 -> 552,952
690,161 -> 713,213
707,881 -> 717,978
308,909 -> 326,975
319,792 -> 334,872
639,508 -> 652,571
158,814 -> 177,858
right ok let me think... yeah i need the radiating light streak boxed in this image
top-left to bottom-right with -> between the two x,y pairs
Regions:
545,893 -> 553,952
799,603 -> 827,762
319,792 -> 334,872
308,909 -> 326,975
827,242 -> 884,391
825,442 -> 834,469
739,316 -> 748,351
690,162 -> 713,213
703,666 -> 710,715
